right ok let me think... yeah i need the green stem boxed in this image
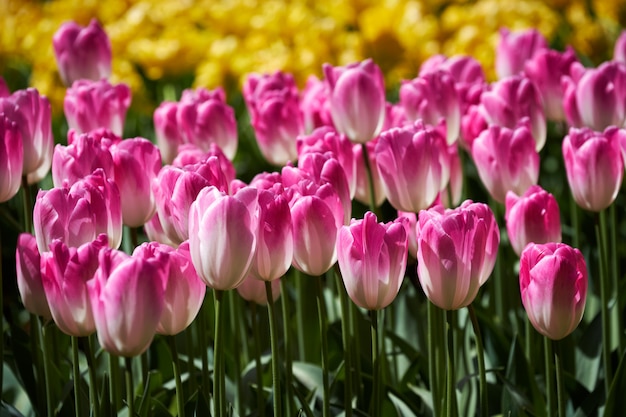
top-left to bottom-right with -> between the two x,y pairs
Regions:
198,294 -> 210,396
228,290 -> 243,414
140,352 -> 149,396
167,336 -> 185,417
445,310 -> 457,417
125,357 -> 134,416
40,320 -> 54,417
30,314 -> 45,413
72,336 -> 82,416
251,302 -> 265,417
351,302 -> 364,405
609,204 -> 623,356
554,340 -> 565,417
570,193 -> 580,249
109,353 -> 122,411
295,269 -> 306,361
428,302 -> 441,417
265,281 -> 283,417
214,290 -> 226,416
85,336 -> 101,417
335,271 -> 353,416
544,336 -> 555,417
369,309 -> 380,417
21,176 -> 32,233
280,278 -> 294,417
185,327 -> 197,395
361,143 -> 380,216
468,305 -> 488,417
596,211 -> 613,395
316,278 -> 330,417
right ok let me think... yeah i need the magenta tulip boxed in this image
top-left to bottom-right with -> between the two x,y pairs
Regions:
416,202 -> 500,310
153,101 -> 181,164
562,126 -> 624,212
323,59 -> 386,143
614,30 -> 626,65
471,125 -> 539,204
0,115 -> 23,203
110,138 -> 162,227
495,28 -> 548,79
53,19 -> 111,86
237,275 -> 281,305
375,121 -> 447,212
16,233 -> 51,319
505,186 -> 562,256
337,212 -> 408,310
400,70 -> 461,145
171,143 -> 236,186
243,71 -> 303,165
188,186 -> 258,290
143,211 -> 178,247
33,169 -> 123,252
64,79 -> 131,137
40,234 -> 108,336
520,242 -> 587,340
300,75 -> 334,134
88,247 -> 168,356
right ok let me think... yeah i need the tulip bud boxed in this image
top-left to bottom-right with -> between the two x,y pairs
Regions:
300,75 -> 334,134
16,233 -> 52,319
495,28 -> 548,79
0,115 -> 23,203
53,19 -> 112,86
520,242 -> 587,340
614,31 -> 626,65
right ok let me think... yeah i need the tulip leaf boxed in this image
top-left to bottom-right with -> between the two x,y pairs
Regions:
604,349 -> 626,417
574,312 -> 602,392
183,388 -> 212,417
500,335 -> 544,417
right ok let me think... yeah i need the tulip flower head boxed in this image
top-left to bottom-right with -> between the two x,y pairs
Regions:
614,30 -> 626,65
323,59 -> 386,143
300,75 -> 334,134
337,212 -> 409,310
16,233 -> 52,319
520,242 -> 587,340
237,275 -> 281,306
495,27 -> 548,79
416,202 -> 500,310
0,115 -> 23,203
53,19 -> 112,86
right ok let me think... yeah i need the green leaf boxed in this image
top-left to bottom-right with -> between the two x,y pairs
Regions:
575,312 -> 603,392
500,336 -> 544,417
604,349 -> 626,417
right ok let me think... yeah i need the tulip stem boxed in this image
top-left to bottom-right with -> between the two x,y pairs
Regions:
554,340 -> 565,417
109,353 -> 122,411
214,289 -> 226,416
21,176 -> 32,233
251,302 -> 265,417
317,278 -> 330,417
369,309 -> 381,417
544,336 -> 555,417
228,290 -> 244,414
280,278 -> 294,416
197,295 -> 210,396
167,336 -> 185,417
40,320 -> 54,417
609,204 -> 623,356
71,336 -> 83,416
361,143 -> 380,216
596,211 -> 613,395
468,305 -> 487,417
85,336 -> 101,417
265,281 -> 283,417
125,356 -> 134,416
335,270 -> 353,416
185,327 -> 197,394
428,302 -> 441,417
295,269 -> 307,361
445,310 -> 457,417
351,301 -> 364,405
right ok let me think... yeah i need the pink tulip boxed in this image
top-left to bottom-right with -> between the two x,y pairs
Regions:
0,88 -> 53,182
462,201 -> 501,286
0,115 -> 23,203
132,241 -> 206,335
40,235 -> 107,336
353,140 -> 386,207
33,169 -> 123,252
400,70 -> 461,145
505,186 -> 562,256
297,126 -> 356,198
523,47 -> 578,122
51,129 -> 116,188
398,211 -> 418,258
64,79 -> 131,137
337,212 -> 409,310
614,31 -> 626,65
171,143 -> 236,186
323,59 -> 386,143
243,71 -> 303,165
520,242 -> 587,340
495,28 -> 548,79
287,179 -> 344,276
300,75 -> 334,133
237,275 -> 281,305
88,247 -> 168,356
250,187 -> 294,281
562,61 -> 626,131
188,186 -> 258,290
153,157 -> 230,245
143,211 -> 178,247
471,125 -> 539,204
459,102 -> 489,151
416,202 -> 500,310
562,126 -> 624,212
16,233 -> 52,319
110,138 -> 161,227
52,19 -> 111,86
480,75 -> 547,151
176,87 -> 238,160
153,101 -> 181,164
375,121 -> 447,212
